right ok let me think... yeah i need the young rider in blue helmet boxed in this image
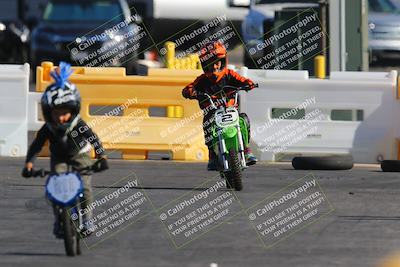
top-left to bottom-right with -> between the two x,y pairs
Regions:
22,62 -> 108,237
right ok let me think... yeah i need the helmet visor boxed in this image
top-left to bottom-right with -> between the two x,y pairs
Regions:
202,57 -> 226,73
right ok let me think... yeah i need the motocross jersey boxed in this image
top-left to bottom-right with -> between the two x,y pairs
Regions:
182,69 -> 256,110
26,116 -> 105,164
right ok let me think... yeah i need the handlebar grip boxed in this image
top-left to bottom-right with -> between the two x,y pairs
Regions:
196,92 -> 209,100
32,169 -> 49,178
241,83 -> 258,91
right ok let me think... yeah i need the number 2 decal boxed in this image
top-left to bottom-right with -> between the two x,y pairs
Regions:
221,114 -> 233,122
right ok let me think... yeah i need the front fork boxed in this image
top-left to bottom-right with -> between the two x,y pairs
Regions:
217,126 -> 247,171
63,197 -> 83,233
236,125 -> 247,168
75,197 -> 83,232
218,131 -> 229,170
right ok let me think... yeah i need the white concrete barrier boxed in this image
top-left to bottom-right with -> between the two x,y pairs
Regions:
239,67 -> 400,163
241,68 -> 309,80
28,92 -> 44,131
1,63 -> 399,163
0,64 -> 30,157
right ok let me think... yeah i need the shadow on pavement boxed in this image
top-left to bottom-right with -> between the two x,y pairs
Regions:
2,252 -> 64,257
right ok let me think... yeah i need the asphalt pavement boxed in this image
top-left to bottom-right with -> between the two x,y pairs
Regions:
1,157 -> 399,267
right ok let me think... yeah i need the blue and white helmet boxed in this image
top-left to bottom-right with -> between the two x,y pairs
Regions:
41,62 -> 81,127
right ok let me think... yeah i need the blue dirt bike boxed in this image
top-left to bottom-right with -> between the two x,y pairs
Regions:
29,162 -> 103,256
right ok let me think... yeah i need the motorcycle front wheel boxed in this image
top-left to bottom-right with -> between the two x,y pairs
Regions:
60,208 -> 79,256
226,148 -> 243,191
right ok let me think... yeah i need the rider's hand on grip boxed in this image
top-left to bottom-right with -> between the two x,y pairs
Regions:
22,167 -> 33,178
245,83 -> 258,91
93,157 -> 109,172
188,90 -> 199,100
196,92 -> 208,101
195,91 -> 205,98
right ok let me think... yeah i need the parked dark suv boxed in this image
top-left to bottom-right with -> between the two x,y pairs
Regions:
0,20 -> 30,63
30,0 -> 142,73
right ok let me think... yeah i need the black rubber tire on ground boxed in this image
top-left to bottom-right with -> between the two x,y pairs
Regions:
222,171 -> 233,189
61,209 -> 78,256
381,160 -> 400,172
227,149 -> 243,191
292,155 -> 354,170
76,239 -> 81,255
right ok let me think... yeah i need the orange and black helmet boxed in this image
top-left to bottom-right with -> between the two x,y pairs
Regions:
199,41 -> 228,82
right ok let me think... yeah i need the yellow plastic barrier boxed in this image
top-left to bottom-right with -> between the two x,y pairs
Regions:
314,55 -> 326,79
36,63 -> 127,88
166,106 -> 184,118
165,41 -> 176,69
36,62 -> 207,161
164,41 -> 201,70
397,139 -> 400,160
148,68 -> 202,77
398,76 -> 400,99
377,251 -> 400,267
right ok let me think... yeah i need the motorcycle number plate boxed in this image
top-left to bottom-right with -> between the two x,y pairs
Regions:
46,173 -> 83,206
215,109 -> 239,127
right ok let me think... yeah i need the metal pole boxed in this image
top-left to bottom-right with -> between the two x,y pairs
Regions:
340,0 -> 346,71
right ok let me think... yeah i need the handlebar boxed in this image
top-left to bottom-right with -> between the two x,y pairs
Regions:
25,158 -> 107,178
196,84 -> 258,109
31,169 -> 51,178
221,84 -> 259,92
196,83 -> 258,98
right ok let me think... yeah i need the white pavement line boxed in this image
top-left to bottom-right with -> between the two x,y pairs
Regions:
353,163 -> 381,168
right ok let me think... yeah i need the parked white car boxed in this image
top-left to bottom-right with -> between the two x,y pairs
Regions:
238,0 -> 318,67
368,0 -> 400,61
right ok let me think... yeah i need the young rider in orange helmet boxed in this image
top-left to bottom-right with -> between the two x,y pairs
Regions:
182,41 -> 257,170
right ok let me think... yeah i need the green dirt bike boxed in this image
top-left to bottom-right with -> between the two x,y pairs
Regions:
198,84 -> 258,191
